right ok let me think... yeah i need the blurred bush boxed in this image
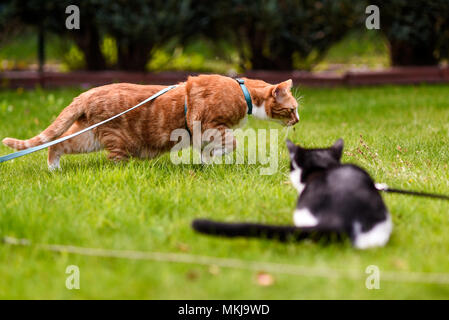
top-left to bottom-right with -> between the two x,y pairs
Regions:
95,0 -> 194,70
148,40 -> 239,73
199,0 -> 364,70
1,0 -> 194,71
1,0 -> 364,71
1,0 -> 107,70
372,0 -> 449,66
1,0 -> 447,70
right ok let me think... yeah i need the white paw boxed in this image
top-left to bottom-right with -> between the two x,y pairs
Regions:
353,215 -> 392,249
199,153 -> 211,165
212,147 -> 233,157
48,161 -> 61,171
212,149 -> 225,157
293,208 -> 318,227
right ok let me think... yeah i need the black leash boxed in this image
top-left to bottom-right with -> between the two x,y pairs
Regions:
375,183 -> 449,201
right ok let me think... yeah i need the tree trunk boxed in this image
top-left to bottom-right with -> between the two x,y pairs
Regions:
250,52 -> 276,70
116,41 -> 152,71
389,40 -> 438,66
248,29 -> 293,70
272,53 -> 293,70
37,22 -> 45,73
72,27 -> 106,70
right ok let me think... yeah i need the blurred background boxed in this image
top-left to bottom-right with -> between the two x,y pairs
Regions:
0,0 -> 447,76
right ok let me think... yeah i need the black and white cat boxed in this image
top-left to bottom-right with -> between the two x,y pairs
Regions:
192,139 -> 392,249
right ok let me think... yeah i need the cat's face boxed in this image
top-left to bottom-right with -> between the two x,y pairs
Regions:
286,139 -> 344,193
265,80 -> 299,126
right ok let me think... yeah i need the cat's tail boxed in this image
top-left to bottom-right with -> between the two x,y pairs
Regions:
2,98 -> 84,150
192,219 -> 344,243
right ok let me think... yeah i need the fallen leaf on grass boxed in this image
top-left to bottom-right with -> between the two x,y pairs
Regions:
208,265 -> 220,276
177,243 -> 190,252
186,270 -> 199,281
392,258 -> 408,270
256,272 -> 275,286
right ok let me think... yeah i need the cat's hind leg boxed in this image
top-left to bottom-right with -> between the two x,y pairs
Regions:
97,129 -> 131,163
47,122 -> 102,170
352,213 -> 393,249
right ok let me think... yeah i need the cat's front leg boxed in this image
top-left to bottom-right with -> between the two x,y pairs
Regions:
201,125 -> 236,163
212,129 -> 236,157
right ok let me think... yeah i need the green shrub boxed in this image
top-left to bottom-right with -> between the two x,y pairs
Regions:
372,0 -> 449,66
96,0 -> 195,71
4,0 -> 448,70
196,0 -> 365,70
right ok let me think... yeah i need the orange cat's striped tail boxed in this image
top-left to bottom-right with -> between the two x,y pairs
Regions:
2,99 -> 84,151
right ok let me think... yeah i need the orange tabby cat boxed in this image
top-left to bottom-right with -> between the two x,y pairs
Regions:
2,74 -> 299,170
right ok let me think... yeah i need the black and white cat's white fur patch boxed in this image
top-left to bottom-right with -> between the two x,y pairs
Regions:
192,139 -> 392,249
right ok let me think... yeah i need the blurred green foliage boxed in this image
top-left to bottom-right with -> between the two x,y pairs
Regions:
1,0 -> 194,70
314,30 -> 390,72
95,0 -> 195,70
371,0 -> 449,66
1,0 -> 364,71
0,0 -> 447,71
148,40 -> 239,73
205,0 -> 365,70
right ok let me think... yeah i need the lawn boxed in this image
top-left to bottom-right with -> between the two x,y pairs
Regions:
1,84 -> 449,299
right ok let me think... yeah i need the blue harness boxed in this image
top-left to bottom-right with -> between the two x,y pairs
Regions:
236,78 -> 253,115
184,78 -> 253,135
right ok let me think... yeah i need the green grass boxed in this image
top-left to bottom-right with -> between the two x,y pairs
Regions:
1,84 -> 449,299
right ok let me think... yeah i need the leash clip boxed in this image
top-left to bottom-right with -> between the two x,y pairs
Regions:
375,183 -> 389,191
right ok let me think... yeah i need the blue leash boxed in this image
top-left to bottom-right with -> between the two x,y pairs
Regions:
0,85 -> 178,164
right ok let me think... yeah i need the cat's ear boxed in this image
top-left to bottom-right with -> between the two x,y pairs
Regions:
283,79 -> 293,90
286,139 -> 298,159
331,138 -> 344,160
272,79 -> 293,100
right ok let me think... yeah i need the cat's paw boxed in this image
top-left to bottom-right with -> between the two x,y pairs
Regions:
48,161 -> 61,171
200,154 -> 212,165
293,208 -> 318,227
353,216 -> 392,249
